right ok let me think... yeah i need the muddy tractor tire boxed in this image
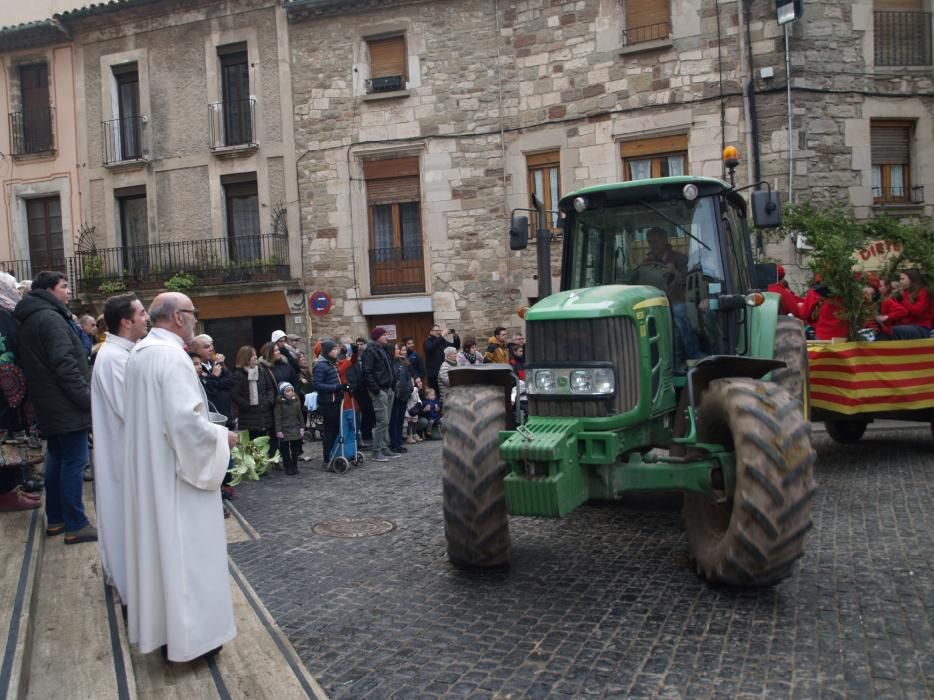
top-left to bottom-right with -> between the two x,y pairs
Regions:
825,420 -> 868,444
442,385 -> 511,569
771,316 -> 810,420
682,378 -> 816,586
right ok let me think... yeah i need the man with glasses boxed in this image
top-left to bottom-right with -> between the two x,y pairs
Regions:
122,292 -> 239,663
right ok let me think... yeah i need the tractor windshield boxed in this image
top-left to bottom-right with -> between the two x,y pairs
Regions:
564,197 -> 723,290
564,196 -> 730,369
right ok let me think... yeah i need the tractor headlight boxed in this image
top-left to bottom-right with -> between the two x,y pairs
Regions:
528,366 -> 615,397
533,369 -> 557,393
570,370 -> 593,393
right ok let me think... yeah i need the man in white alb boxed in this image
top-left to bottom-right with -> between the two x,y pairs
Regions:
90,293 -> 149,604
123,292 -> 239,662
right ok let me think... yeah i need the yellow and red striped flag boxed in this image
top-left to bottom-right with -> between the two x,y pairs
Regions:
807,338 -> 934,415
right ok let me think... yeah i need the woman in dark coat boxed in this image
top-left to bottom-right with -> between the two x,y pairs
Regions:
258,342 -> 288,456
231,345 -> 276,439
311,340 -> 343,464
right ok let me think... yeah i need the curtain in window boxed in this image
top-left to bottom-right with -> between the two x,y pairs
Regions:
667,155 -> 685,177
890,165 -> 905,196
629,159 -> 652,181
400,202 -> 421,260
230,194 -> 260,261
373,205 -> 393,262
871,165 -> 882,197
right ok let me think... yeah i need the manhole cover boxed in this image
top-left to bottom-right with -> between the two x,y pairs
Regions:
312,517 -> 396,538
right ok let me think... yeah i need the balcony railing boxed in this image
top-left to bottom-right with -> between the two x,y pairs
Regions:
369,246 -> 425,295
0,235 -> 289,295
873,185 -> 924,204
365,75 -> 404,94
875,11 -> 932,66
208,98 -> 256,150
102,116 -> 145,165
622,21 -> 671,47
8,107 -> 55,155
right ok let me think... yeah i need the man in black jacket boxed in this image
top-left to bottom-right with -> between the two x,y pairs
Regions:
14,271 -> 96,544
360,327 -> 399,463
423,324 -> 459,398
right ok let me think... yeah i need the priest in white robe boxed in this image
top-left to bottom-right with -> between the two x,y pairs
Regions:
123,292 -> 239,662
90,293 -> 149,603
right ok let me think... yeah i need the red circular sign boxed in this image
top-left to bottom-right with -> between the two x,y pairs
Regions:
309,290 -> 333,316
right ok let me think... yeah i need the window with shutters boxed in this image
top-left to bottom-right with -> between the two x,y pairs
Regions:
363,157 -> 425,294
622,0 -> 671,47
366,35 -> 407,94
11,62 -> 54,155
620,134 -> 688,181
526,151 -> 561,239
871,120 -> 919,204
874,0 -> 932,66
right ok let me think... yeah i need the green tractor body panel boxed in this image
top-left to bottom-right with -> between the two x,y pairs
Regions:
743,291 -> 781,360
524,284 -> 664,320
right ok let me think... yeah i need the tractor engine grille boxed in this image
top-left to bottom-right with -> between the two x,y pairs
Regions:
526,316 -> 640,417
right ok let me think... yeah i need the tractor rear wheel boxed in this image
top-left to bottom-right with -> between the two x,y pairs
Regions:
825,419 -> 868,444
772,316 -> 810,420
442,385 -> 511,568
682,378 -> 816,586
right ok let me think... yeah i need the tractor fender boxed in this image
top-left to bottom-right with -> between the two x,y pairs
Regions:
686,355 -> 785,416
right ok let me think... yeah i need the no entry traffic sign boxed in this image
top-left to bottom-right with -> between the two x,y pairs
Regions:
309,290 -> 333,316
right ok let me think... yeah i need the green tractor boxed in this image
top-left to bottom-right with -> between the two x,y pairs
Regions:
442,173 -> 816,586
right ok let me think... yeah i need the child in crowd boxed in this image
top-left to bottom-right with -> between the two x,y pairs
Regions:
275,382 -> 305,475
421,388 -> 442,440
406,378 -> 423,443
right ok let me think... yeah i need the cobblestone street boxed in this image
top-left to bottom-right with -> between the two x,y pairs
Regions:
229,427 -> 933,699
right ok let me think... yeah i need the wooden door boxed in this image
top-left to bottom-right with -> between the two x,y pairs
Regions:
368,312 -> 435,356
19,63 -> 52,152
26,196 -> 64,274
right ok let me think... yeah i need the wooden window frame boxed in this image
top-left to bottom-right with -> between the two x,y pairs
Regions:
871,120 -> 913,203
620,133 -> 688,181
623,0 -> 672,46
526,150 -> 561,238
366,34 -> 407,93
363,157 -> 425,294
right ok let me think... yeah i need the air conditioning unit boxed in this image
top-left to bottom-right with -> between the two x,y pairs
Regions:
368,75 -> 403,93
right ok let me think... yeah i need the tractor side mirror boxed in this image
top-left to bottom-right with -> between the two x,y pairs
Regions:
753,262 -> 778,290
510,215 -> 529,250
751,190 -> 782,229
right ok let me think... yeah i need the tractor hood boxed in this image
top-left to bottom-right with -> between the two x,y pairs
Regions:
525,285 -> 667,321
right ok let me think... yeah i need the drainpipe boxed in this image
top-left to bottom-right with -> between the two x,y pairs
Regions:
784,23 -> 794,201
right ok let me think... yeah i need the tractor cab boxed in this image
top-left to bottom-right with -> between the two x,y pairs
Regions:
557,176 -> 762,372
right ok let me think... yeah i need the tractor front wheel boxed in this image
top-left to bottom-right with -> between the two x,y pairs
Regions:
442,385 -> 511,568
682,378 -> 816,586
825,420 -> 868,444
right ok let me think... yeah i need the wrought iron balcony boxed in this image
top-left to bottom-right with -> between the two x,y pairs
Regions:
102,116 -> 146,165
369,245 -> 425,295
872,185 -> 924,204
622,21 -> 671,47
65,234 -> 289,293
365,75 -> 404,94
875,11 -> 932,66
8,107 -> 54,155
208,98 -> 256,150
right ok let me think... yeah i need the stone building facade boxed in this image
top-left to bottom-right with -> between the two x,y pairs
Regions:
58,0 -> 305,356
287,0 -> 934,342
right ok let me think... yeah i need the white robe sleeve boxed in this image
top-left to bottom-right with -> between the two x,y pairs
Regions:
163,356 -> 231,491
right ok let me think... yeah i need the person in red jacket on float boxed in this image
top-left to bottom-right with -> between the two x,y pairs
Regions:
800,277 -> 850,340
890,269 -> 933,340
767,265 -> 805,316
873,277 -> 908,339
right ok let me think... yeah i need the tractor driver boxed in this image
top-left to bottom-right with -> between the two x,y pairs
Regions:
640,227 -> 702,365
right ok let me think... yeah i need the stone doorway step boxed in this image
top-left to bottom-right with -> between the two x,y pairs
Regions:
2,483 -> 327,699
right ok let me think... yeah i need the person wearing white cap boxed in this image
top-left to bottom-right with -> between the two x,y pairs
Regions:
271,329 -> 301,375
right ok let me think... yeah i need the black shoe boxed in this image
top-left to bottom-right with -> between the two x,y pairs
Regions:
390,446 -> 408,453
83,465 -> 94,481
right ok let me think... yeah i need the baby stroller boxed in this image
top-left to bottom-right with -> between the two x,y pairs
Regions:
327,403 -> 364,474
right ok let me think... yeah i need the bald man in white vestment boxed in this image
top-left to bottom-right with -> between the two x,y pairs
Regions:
123,292 -> 239,662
